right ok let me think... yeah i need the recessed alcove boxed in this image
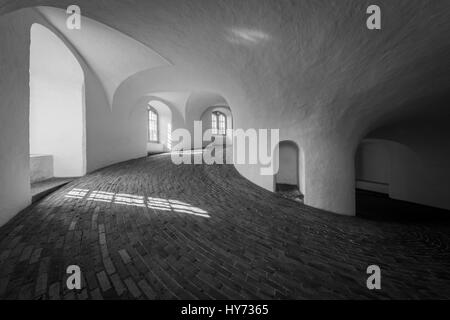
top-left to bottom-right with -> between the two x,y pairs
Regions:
274,140 -> 304,203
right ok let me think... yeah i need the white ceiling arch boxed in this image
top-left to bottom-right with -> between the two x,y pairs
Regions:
35,6 -> 171,105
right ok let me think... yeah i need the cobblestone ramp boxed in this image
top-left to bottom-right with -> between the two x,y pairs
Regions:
0,154 -> 449,299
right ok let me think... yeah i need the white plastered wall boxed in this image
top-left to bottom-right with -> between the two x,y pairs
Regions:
0,10 -> 33,226
29,23 -> 86,177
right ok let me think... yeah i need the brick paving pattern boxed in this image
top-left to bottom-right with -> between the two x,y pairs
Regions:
0,153 -> 449,299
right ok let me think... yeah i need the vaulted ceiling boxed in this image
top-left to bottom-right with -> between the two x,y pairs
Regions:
1,0 -> 449,140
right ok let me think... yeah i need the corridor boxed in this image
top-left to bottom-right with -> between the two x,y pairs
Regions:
0,153 -> 449,300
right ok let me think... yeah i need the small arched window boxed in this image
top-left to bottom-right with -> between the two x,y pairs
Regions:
148,105 -> 159,142
212,111 -> 226,135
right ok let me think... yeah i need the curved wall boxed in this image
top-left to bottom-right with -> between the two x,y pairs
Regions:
1,1 -> 450,223
365,115 -> 450,211
0,8 -> 131,225
355,140 -> 390,194
0,9 -> 34,226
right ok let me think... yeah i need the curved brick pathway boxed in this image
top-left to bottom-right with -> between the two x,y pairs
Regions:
0,154 -> 449,299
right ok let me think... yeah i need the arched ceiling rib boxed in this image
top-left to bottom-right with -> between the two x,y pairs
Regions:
35,6 -> 171,104
146,91 -> 190,121
1,0 -> 450,138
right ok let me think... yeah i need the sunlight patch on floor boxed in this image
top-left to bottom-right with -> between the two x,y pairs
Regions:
64,188 -> 210,218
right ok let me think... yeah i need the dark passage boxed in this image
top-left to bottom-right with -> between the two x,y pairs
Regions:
356,189 -> 450,224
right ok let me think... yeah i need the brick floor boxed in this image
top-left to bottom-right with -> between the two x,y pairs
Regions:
0,153 -> 449,299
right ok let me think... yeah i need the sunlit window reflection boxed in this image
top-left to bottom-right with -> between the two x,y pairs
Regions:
170,149 -> 204,155
64,188 -> 210,218
65,188 -> 89,199
115,193 -> 146,207
87,190 -> 114,202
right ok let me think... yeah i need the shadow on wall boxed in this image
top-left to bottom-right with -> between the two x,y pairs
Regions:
355,135 -> 450,212
355,139 -> 390,194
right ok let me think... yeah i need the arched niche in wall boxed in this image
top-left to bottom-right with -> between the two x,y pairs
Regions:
29,23 -> 86,183
185,91 -> 232,150
128,93 -> 185,156
274,140 -> 304,203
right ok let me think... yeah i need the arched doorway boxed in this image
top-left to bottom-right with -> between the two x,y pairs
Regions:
29,23 -> 86,184
275,141 -> 303,203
